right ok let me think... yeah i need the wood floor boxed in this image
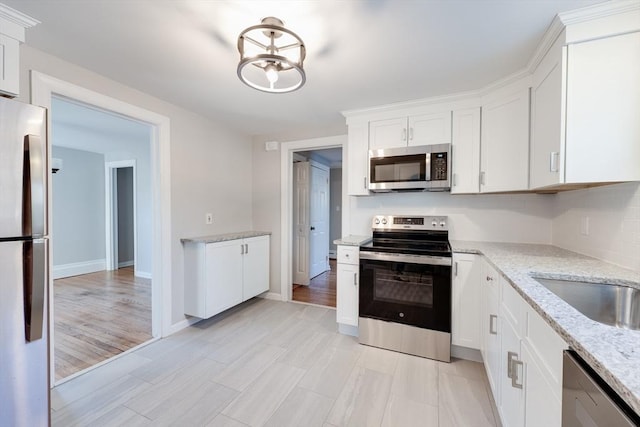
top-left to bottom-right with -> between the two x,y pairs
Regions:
50,298 -> 500,427
292,259 -> 337,307
53,267 -> 152,381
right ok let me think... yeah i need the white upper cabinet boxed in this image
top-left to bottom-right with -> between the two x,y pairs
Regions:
369,111 -> 452,150
451,107 -> 481,194
531,30 -> 640,189
0,5 -> 39,97
346,122 -> 370,196
480,87 -> 530,193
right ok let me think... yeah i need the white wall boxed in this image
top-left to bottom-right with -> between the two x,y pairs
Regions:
18,46 -> 254,325
51,146 -> 105,269
552,182 -> 640,272
348,192 -> 555,243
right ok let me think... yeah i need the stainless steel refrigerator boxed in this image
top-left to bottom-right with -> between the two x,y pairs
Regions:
0,96 -> 50,426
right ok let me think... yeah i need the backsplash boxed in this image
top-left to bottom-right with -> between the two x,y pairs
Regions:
552,182 -> 640,272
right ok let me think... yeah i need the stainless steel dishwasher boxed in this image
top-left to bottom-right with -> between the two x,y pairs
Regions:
563,350 -> 640,426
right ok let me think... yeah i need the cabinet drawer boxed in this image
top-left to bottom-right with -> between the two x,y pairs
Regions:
337,246 -> 359,265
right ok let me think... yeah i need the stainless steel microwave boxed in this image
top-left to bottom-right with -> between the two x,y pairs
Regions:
368,144 -> 451,192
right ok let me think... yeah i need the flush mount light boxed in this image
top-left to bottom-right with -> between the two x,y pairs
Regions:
237,17 -> 306,93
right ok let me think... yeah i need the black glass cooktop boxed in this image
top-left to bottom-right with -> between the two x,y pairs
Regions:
360,230 -> 451,257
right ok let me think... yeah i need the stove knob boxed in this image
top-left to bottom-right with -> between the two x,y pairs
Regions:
431,221 -> 437,227
381,218 -> 387,225
440,221 -> 446,227
374,218 -> 380,225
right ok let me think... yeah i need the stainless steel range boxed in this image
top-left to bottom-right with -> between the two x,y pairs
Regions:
359,215 -> 452,362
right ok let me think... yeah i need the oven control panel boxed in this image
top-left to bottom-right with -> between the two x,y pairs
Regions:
372,215 -> 448,231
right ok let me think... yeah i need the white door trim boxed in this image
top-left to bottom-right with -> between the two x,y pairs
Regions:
105,160 -> 137,273
280,135 -> 347,301
30,71 -> 172,384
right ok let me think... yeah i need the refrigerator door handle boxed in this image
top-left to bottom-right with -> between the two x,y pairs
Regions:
24,239 -> 46,342
25,135 -> 46,238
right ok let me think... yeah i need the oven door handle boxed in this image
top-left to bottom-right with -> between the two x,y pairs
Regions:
359,251 -> 452,266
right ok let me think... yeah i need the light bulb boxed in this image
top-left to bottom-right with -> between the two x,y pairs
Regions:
265,63 -> 279,84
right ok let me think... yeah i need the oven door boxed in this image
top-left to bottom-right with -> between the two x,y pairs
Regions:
359,252 -> 451,332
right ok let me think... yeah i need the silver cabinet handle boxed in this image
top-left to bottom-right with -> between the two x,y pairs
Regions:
402,128 -> 407,141
480,171 -> 486,186
486,275 -> 494,282
507,351 -> 518,379
511,359 -> 524,389
241,244 -> 245,255
409,127 -> 414,141
353,272 -> 357,286
489,314 -> 498,335
245,243 -> 249,254
363,176 -> 367,190
454,261 -> 458,277
549,151 -> 560,172
26,135 -> 45,237
452,173 -> 457,187
25,239 -> 46,342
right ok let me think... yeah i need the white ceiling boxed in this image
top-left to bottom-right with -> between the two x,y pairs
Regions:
8,0 -> 606,137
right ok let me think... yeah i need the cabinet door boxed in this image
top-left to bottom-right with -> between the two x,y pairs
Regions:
451,107 -> 481,194
408,111 -> 451,146
0,34 -> 19,97
336,263 -> 359,326
369,117 -> 407,150
530,39 -> 566,189
522,343 -> 562,427
480,88 -> 530,192
205,241 -> 243,317
242,235 -> 270,300
452,253 -> 481,349
565,32 -> 640,183
482,260 -> 501,404
500,319 -> 525,427
347,123 -> 370,196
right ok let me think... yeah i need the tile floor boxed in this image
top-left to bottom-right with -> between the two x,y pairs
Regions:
51,298 -> 500,427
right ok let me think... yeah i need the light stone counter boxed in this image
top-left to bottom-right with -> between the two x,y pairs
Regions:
181,231 -> 271,244
451,240 -> 640,414
333,235 -> 372,246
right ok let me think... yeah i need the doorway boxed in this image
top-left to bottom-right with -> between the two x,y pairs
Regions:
31,71 -> 172,386
291,148 -> 342,307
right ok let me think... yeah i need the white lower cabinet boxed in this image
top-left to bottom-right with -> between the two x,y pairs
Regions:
452,253 -> 481,349
184,235 -> 270,319
336,245 -> 359,328
480,258 -> 567,427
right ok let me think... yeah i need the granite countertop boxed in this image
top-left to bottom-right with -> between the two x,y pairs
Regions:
451,240 -> 640,414
181,231 -> 271,244
333,235 -> 372,246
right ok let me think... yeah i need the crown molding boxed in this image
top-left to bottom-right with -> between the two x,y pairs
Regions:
558,0 -> 640,25
527,15 -> 565,73
0,3 -> 40,28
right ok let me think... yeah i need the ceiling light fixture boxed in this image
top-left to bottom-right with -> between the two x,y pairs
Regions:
237,17 -> 306,93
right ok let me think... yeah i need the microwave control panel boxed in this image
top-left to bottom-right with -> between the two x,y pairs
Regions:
431,152 -> 448,181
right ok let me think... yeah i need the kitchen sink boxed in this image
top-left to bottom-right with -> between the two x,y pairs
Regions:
533,278 -> 640,331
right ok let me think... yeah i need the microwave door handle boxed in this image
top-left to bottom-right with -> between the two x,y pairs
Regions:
25,135 -> 46,237
425,153 -> 431,181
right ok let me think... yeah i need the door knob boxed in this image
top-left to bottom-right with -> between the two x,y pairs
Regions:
310,226 -> 316,230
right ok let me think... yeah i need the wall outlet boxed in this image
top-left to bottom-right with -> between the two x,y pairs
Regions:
580,216 -> 590,236
205,213 -> 213,225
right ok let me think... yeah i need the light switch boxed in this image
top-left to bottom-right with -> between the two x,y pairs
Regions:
206,213 -> 213,225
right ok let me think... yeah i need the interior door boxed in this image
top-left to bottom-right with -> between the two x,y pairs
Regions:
309,163 -> 330,279
292,161 -> 310,285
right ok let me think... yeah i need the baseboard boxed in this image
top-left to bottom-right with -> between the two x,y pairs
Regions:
259,291 -> 284,301
451,345 -> 483,362
166,316 -> 201,336
53,259 -> 106,279
118,260 -> 134,268
135,270 -> 152,279
338,323 -> 359,337
329,250 -> 337,258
